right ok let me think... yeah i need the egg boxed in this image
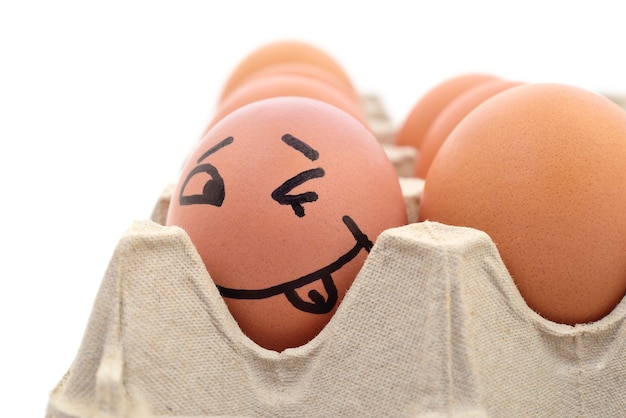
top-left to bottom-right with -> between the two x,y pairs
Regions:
394,73 -> 498,151
218,40 -> 357,105
167,96 -> 407,351
415,78 -> 523,178
419,83 -> 626,325
204,73 -> 369,134
230,61 -> 360,104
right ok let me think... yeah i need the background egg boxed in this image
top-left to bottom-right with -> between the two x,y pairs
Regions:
393,73 -> 498,152
230,61 -> 360,104
217,39 -> 357,105
204,73 -> 369,133
419,82 -> 626,325
167,96 -> 407,351
414,78 -> 523,178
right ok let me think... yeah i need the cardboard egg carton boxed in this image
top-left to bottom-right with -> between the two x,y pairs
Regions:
46,93 -> 626,418
47,196 -> 626,418
360,93 -> 396,144
604,92 -> 626,110
361,93 -> 419,181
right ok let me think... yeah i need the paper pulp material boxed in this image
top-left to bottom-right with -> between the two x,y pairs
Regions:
47,221 -> 626,417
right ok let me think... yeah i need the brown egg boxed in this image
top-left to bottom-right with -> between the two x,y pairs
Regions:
218,40 -> 356,104
204,73 -> 369,134
167,96 -> 407,351
419,83 -> 626,325
394,73 -> 498,151
230,61 -> 360,104
415,79 -> 523,178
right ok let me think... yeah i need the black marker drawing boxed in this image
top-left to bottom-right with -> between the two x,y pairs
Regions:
217,215 -> 374,314
271,168 -> 325,217
197,136 -> 234,162
272,134 -> 324,217
282,133 -> 319,161
179,136 -> 233,206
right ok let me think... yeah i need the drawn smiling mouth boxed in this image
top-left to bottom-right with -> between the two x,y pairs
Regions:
216,215 -> 374,314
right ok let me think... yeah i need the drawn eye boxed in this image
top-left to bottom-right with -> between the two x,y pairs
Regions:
178,136 -> 233,206
271,167 -> 325,217
179,163 -> 225,206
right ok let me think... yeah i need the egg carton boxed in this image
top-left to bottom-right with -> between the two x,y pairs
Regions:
45,199 -> 626,418
360,93 -> 396,144
46,95 -> 626,418
604,92 -> 626,110
361,93 -> 419,178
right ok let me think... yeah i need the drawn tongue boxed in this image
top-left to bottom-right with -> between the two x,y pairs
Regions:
284,274 -> 338,314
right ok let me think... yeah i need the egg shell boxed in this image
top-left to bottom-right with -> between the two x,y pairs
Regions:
232,61 -> 360,104
415,79 -> 523,178
205,73 -> 369,134
167,96 -> 407,351
218,40 -> 356,104
419,82 -> 626,325
394,73 -> 498,151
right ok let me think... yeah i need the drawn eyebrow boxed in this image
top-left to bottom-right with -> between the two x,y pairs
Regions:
281,134 -> 319,161
197,136 -> 234,163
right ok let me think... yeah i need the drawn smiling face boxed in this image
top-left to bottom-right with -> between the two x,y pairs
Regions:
166,97 -> 407,351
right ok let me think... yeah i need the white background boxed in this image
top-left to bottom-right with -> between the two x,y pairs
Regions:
2,1 -> 625,416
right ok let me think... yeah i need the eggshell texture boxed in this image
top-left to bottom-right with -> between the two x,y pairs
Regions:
167,96 -> 407,351
419,83 -> 626,325
205,73 -> 369,134
218,40 -> 357,104
394,73 -> 498,151
231,61 -> 360,104
415,79 -> 523,178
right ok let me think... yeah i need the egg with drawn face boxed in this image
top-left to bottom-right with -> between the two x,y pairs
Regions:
167,97 -> 407,351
